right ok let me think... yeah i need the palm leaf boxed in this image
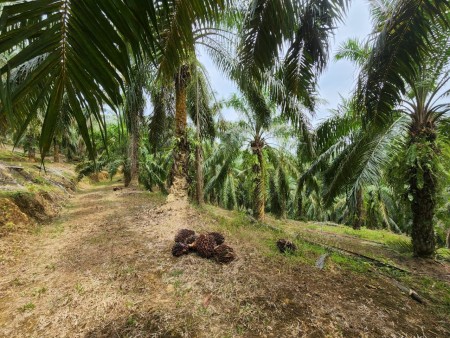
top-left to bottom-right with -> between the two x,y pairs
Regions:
358,0 -> 450,123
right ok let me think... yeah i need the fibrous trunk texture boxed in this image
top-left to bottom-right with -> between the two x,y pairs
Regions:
195,144 -> 204,204
168,65 -> 190,201
409,124 -> 437,257
253,145 -> 265,221
53,139 -> 60,163
125,110 -> 140,188
353,187 -> 364,230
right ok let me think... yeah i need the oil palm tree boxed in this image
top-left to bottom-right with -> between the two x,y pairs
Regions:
207,94 -> 298,220
225,94 -> 274,220
123,60 -> 148,187
186,65 -> 217,204
326,0 -> 450,256
151,1 -> 228,200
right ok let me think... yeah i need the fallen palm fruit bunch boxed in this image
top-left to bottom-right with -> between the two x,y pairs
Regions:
172,229 -> 236,264
276,239 -> 297,253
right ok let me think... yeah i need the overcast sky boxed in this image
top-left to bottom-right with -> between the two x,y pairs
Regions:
196,0 -> 372,125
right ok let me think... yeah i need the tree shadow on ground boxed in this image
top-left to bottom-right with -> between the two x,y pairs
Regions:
84,311 -> 194,338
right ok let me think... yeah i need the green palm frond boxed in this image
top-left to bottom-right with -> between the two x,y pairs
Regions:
155,0 -> 230,79
238,0 -> 347,73
358,0 -> 450,123
0,0 -> 158,159
323,115 -> 409,206
187,63 -> 216,140
335,38 -> 371,67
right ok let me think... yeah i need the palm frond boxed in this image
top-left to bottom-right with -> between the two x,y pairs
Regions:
323,115 -> 409,206
358,0 -> 450,124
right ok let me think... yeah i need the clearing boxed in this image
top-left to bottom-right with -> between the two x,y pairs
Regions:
0,180 -> 449,337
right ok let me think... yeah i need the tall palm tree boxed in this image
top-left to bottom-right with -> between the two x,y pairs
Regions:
123,61 -> 148,187
151,1 -> 228,200
186,65 -> 217,204
225,94 -> 274,220
327,0 -> 450,257
148,62 -> 216,200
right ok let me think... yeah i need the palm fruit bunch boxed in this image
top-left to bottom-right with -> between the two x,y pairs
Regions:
276,239 -> 297,253
185,234 -> 198,245
171,228 -> 235,263
214,244 -> 236,264
172,242 -> 189,257
191,234 -> 216,258
174,229 -> 196,243
208,232 -> 225,245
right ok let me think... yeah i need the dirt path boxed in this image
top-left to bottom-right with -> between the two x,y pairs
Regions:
0,184 -> 171,337
1,183 -> 449,337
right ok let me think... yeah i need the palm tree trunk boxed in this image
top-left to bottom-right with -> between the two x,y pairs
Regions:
409,125 -> 437,257
28,147 -> 36,162
26,133 -> 36,162
296,180 -> 303,220
53,139 -> 60,163
125,110 -> 140,188
353,187 -> 364,230
253,148 -> 265,221
195,76 -> 204,205
195,145 -> 204,204
169,65 -> 190,200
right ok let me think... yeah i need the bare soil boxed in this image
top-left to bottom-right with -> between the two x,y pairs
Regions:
0,183 -> 449,337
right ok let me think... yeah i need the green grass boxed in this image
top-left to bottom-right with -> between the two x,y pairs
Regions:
329,253 -> 371,273
436,247 -> 450,260
18,302 -> 35,312
74,282 -> 85,294
202,205 -> 370,273
50,219 -> 65,236
0,148 -> 28,162
309,223 -> 409,244
168,269 -> 184,277
33,287 -> 48,297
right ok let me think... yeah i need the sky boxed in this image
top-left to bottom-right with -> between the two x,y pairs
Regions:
196,0 -> 373,125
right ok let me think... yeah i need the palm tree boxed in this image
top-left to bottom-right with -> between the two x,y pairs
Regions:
151,1 -> 228,200
225,94 -> 274,220
148,62 -> 216,200
123,61 -> 148,187
186,65 -> 217,204
327,0 -> 450,256
207,94 -> 299,220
